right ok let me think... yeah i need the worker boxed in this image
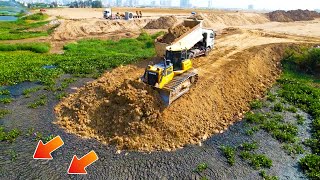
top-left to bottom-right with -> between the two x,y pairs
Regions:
139,11 -> 142,18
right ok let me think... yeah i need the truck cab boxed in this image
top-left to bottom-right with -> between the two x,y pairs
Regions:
103,8 -> 112,19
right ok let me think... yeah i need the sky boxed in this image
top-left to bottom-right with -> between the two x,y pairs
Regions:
169,0 -> 320,10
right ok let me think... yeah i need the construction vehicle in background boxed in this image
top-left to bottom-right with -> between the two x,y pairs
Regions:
142,19 -> 215,106
103,8 -> 142,20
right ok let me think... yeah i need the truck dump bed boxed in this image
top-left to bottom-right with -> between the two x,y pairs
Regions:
154,19 -> 203,57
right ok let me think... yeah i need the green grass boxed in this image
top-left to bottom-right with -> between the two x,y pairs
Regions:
296,114 -> 305,125
267,92 -> 276,102
220,145 -> 236,166
279,46 -> 320,179
259,170 -> 279,180
0,97 -> 12,104
27,95 -> 47,108
0,109 -> 11,119
240,152 -> 272,169
273,103 -> 284,112
21,13 -> 48,21
286,106 -> 297,113
240,142 -> 259,151
23,87 -> 42,98
0,32 -> 160,86
7,149 -> 18,161
0,89 -> 10,95
283,143 -> 305,156
0,126 -> 21,143
194,163 -> 208,173
250,99 -> 263,109
0,43 -> 50,53
55,92 -> 67,100
0,19 -> 49,40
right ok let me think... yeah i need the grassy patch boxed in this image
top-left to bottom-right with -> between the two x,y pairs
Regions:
240,142 -> 259,151
27,95 -> 47,108
0,97 -> 12,104
273,103 -> 284,112
240,152 -> 272,169
0,109 -> 11,119
23,87 -> 42,98
55,92 -> 67,100
267,92 -> 276,102
280,46 -> 320,179
21,13 -> 48,21
259,170 -> 279,180
194,163 -> 208,173
296,114 -> 305,125
250,99 -> 263,109
7,149 -> 18,161
0,43 -> 50,53
283,143 -> 304,156
0,126 -> 21,143
286,106 -> 297,113
0,33 -> 159,86
0,89 -> 10,95
220,145 -> 236,166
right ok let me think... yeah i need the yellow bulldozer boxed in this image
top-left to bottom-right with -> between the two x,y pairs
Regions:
142,19 -> 215,106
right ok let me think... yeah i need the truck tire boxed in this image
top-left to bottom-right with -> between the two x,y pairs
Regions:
189,53 -> 195,59
205,47 -> 211,56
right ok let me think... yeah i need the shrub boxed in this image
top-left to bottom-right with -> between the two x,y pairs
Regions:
21,13 -> 48,21
299,154 -> 320,179
0,43 -> 50,53
259,170 -> 279,180
250,99 -> 263,109
240,142 -> 259,151
221,145 -> 236,166
273,103 -> 284,112
194,163 -> 208,173
240,151 -> 272,169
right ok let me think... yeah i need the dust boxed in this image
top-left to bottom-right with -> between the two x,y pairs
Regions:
144,16 -> 178,29
268,10 -> 320,22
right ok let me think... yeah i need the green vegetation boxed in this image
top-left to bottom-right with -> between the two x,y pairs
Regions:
240,152 -> 272,169
0,97 -> 12,104
240,142 -> 259,151
194,163 -> 208,173
296,114 -> 305,125
267,92 -> 276,102
245,112 -> 298,143
259,170 -> 279,180
27,95 -> 47,108
0,89 -> 10,95
55,92 -> 67,100
0,33 -> 160,86
7,149 -> 18,161
220,145 -> 236,166
280,46 -> 320,179
43,134 -> 55,143
21,13 -> 48,21
273,103 -> 284,112
0,126 -> 21,143
0,43 -> 50,53
56,78 -> 76,91
26,127 -> 34,137
250,99 -> 263,109
0,109 -> 11,119
286,106 -> 297,113
299,154 -> 320,179
23,86 -> 42,98
283,143 -> 304,156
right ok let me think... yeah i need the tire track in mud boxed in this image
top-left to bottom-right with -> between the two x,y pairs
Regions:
54,28 -> 320,152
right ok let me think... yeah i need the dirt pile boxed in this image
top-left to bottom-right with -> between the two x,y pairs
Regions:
55,36 -> 293,151
160,24 -> 191,44
268,10 -> 320,22
144,16 -> 178,29
201,12 -> 270,28
52,18 -> 151,40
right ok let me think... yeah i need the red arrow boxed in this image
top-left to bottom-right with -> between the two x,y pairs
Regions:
68,150 -> 99,174
33,136 -> 64,159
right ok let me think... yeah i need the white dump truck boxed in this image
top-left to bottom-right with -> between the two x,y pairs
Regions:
155,19 -> 215,59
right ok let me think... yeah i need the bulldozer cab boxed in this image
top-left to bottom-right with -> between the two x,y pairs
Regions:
165,50 -> 188,71
143,60 -> 174,88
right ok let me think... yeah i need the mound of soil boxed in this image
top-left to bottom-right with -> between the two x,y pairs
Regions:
160,24 -> 191,44
144,16 -> 177,29
268,10 -> 320,22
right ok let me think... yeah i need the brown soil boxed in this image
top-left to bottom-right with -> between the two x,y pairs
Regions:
144,16 -> 178,29
54,28 -> 320,151
268,10 -> 320,22
160,24 -> 191,44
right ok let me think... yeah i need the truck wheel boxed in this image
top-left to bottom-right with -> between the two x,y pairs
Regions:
189,53 -> 195,59
205,47 -> 211,56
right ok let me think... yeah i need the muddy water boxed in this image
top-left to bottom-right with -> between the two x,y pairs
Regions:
0,80 -> 309,179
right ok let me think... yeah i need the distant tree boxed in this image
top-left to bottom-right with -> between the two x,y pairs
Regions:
91,0 -> 102,8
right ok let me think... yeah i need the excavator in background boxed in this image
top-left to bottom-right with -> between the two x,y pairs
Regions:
142,19 -> 215,106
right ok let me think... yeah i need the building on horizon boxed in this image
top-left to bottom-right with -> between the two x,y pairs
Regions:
180,0 -> 190,8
